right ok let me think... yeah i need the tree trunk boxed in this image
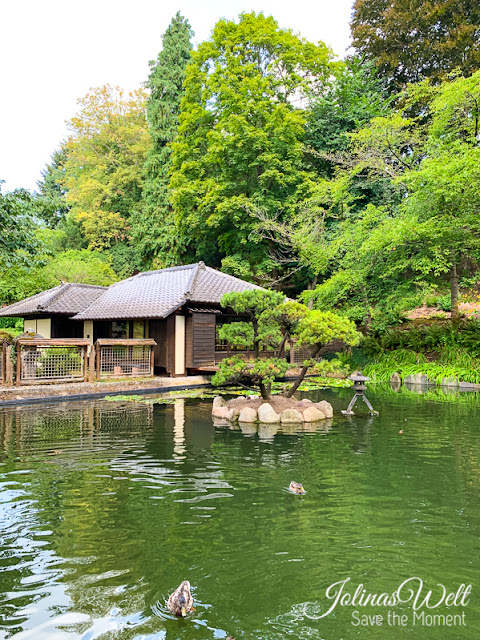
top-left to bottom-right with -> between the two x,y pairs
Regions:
285,345 -> 321,398
450,260 -> 459,320
252,320 -> 260,358
307,276 -> 318,309
276,332 -> 288,358
259,381 -> 270,401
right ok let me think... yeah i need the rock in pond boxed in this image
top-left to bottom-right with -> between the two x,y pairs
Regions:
298,398 -> 313,406
213,406 -> 230,419
315,400 -> 333,419
238,407 -> 258,423
212,396 -> 227,417
280,408 -> 304,423
257,403 -> 280,423
225,408 -> 240,422
303,406 -> 326,422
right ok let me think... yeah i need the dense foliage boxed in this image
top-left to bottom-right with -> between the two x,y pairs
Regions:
1,8 -> 480,367
132,12 -> 193,264
169,12 -> 332,282
351,0 -> 480,90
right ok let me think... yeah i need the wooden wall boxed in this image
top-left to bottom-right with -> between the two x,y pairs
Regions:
191,313 -> 216,367
149,319 -> 168,371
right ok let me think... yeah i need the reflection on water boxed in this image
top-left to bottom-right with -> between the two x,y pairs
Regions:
0,388 -> 479,639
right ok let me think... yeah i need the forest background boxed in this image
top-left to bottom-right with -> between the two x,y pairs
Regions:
2,2 -> 480,378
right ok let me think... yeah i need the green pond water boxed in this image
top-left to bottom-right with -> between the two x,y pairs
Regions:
0,387 -> 479,639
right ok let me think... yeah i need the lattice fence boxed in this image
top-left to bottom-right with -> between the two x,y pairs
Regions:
291,345 -> 319,365
16,339 -> 89,385
95,339 -> 156,378
0,340 -> 6,384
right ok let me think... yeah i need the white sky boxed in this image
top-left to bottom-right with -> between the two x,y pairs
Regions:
0,0 -> 354,193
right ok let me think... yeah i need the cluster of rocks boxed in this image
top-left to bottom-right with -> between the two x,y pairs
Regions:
212,396 -> 333,424
390,371 -> 480,391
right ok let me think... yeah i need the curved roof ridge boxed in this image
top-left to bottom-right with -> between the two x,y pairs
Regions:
37,282 -> 72,310
203,265 -> 262,288
137,263 -> 199,277
67,282 -> 107,290
184,262 -> 204,298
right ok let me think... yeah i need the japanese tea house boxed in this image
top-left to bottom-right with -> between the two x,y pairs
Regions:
0,262 -> 262,376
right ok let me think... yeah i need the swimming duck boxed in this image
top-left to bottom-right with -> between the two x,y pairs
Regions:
167,580 -> 194,617
289,481 -> 306,495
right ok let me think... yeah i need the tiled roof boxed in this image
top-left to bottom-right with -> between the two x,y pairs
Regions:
189,266 -> 261,302
0,283 -> 107,317
74,262 -> 261,321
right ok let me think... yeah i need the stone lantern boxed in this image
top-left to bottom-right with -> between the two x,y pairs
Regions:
341,371 -> 379,416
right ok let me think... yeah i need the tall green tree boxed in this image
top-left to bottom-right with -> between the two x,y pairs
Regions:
0,184 -> 44,274
400,71 -> 480,317
63,85 -> 150,251
36,148 -> 70,228
305,71 -> 480,321
351,0 -> 480,90
170,12 -> 332,282
131,13 -> 193,264
305,56 -> 391,173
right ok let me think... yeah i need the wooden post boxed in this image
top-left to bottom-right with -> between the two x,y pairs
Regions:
16,343 -> 21,386
150,345 -> 154,377
96,344 -> 101,381
88,347 -> 96,383
1,341 -> 5,384
290,339 -> 295,366
83,346 -> 88,382
5,345 -> 13,386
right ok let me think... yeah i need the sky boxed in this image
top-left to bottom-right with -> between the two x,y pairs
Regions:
0,0 -> 354,193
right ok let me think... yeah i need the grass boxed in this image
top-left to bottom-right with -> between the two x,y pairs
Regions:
361,349 -> 480,385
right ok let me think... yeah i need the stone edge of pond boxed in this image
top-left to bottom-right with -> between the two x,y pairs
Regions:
0,380 -> 213,407
388,371 -> 480,391
0,373 -> 330,409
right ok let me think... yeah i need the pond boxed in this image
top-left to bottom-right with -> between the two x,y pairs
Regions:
0,387 -> 479,639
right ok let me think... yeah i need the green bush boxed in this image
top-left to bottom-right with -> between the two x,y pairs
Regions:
0,328 -> 15,343
437,294 -> 452,312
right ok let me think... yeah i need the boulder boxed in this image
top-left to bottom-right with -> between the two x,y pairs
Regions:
441,376 -> 458,388
213,406 -> 229,419
212,396 -> 227,417
315,400 -> 333,419
390,372 -> 401,385
298,398 -> 313,406
303,406 -> 326,422
213,396 -> 226,409
238,407 -> 258,423
225,408 -> 240,422
280,408 -> 304,423
257,403 -> 280,423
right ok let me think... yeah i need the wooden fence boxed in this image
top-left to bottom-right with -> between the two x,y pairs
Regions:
0,338 -> 158,387
15,338 -> 90,385
0,340 -> 7,385
94,339 -> 156,379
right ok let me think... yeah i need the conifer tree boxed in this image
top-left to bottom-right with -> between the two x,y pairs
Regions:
132,13 -> 193,264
